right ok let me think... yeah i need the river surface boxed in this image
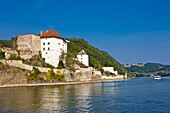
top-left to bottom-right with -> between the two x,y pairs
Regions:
0,77 -> 170,112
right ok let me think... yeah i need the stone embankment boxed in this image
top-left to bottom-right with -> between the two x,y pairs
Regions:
0,80 -> 103,88
0,60 -> 96,86
0,60 -> 51,72
0,60 -> 128,87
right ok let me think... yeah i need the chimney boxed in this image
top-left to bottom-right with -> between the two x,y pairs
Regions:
40,30 -> 42,36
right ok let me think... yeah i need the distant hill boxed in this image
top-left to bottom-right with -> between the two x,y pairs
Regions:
66,38 -> 128,74
126,63 -> 170,77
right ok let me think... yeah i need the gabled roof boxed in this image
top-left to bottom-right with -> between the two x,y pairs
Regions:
78,50 -> 87,55
74,59 -> 88,68
40,30 -> 62,39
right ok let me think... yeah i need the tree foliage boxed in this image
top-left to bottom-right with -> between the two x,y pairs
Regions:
126,63 -> 170,77
0,36 -> 17,48
28,67 -> 40,81
65,38 -> 128,74
57,60 -> 65,69
46,69 -> 65,81
0,40 -> 11,48
8,54 -> 21,60
0,51 -> 5,59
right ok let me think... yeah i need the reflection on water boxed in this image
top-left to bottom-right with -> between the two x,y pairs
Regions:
0,82 -> 119,112
2,78 -> 170,112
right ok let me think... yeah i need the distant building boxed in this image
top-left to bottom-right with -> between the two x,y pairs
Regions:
40,30 -> 68,67
124,64 -> 131,67
103,67 -> 118,75
124,63 -> 144,67
77,50 -> 89,66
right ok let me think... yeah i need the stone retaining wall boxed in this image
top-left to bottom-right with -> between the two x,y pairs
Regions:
0,60 -> 95,82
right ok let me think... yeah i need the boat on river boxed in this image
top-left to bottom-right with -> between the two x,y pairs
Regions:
153,75 -> 161,80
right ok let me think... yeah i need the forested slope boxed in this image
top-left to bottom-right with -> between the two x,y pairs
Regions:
66,38 -> 127,74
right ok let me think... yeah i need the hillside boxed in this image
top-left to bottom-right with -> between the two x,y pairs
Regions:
126,63 -> 170,77
0,38 -> 128,75
66,38 -> 128,74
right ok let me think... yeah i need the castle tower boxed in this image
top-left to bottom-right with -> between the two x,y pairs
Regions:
77,50 -> 89,66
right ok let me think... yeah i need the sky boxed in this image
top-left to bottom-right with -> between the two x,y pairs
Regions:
0,0 -> 170,65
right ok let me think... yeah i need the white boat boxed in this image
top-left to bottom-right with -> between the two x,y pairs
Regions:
153,75 -> 161,80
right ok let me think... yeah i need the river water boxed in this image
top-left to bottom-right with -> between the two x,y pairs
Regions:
0,77 -> 170,112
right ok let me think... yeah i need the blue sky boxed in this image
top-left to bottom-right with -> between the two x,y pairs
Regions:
0,0 -> 170,64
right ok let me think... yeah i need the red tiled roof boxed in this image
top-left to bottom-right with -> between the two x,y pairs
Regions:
74,60 -> 88,68
40,30 -> 62,38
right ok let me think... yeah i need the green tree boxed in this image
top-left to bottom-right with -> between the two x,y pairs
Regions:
0,51 -> 5,59
57,60 -> 65,69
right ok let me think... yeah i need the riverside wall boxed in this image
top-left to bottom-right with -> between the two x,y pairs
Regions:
0,60 -> 96,82
0,60 -> 52,72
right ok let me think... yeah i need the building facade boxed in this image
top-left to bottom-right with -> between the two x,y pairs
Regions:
77,50 -> 89,67
17,34 -> 41,59
40,30 -> 67,67
103,67 -> 118,75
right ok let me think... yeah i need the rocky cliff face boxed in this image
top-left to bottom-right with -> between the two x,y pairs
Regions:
0,65 -> 28,85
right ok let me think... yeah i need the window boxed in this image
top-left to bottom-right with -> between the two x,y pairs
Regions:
43,48 -> 45,51
48,47 -> 50,51
46,52 -> 47,54
58,43 -> 60,45
48,42 -> 50,45
43,43 -> 45,45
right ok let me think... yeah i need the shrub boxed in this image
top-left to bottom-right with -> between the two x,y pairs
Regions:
28,67 -> 40,81
28,74 -> 38,81
56,69 -> 65,81
99,68 -> 104,75
0,51 -> 5,59
46,63 -> 55,68
104,71 -> 110,76
33,67 -> 40,75
46,69 -> 65,81
46,69 -> 56,80
8,54 -> 21,60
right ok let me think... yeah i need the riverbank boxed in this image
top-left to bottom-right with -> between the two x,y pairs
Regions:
0,78 -> 129,88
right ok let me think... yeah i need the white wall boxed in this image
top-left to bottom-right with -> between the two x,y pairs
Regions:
77,54 -> 89,66
41,37 -> 67,67
103,67 -> 118,75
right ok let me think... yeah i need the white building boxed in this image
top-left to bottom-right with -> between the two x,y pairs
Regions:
40,30 -> 67,67
103,67 -> 118,75
77,50 -> 89,67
